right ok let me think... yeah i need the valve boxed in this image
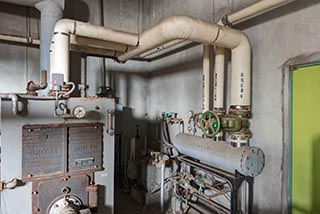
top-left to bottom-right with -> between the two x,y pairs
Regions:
198,111 -> 221,137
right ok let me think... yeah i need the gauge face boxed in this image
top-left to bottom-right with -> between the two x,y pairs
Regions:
73,105 -> 87,119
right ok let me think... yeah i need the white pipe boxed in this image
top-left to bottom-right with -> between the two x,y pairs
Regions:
52,19 -> 138,82
117,16 -> 251,107
70,35 -> 133,53
202,45 -> 210,111
226,0 -> 295,25
0,34 -> 40,45
140,39 -> 184,58
35,0 -> 64,96
213,47 -> 225,109
0,93 -> 19,115
160,160 -> 165,214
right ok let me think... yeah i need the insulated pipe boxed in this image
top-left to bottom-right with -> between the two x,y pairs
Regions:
0,34 -> 40,45
140,39 -> 184,58
35,0 -> 64,95
52,19 -> 139,82
213,47 -> 225,109
117,16 -> 251,106
0,93 -> 19,115
226,0 -> 295,25
160,160 -> 165,214
202,45 -> 210,111
174,133 -> 265,177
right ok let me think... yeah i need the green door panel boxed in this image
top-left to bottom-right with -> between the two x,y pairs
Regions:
292,65 -> 320,214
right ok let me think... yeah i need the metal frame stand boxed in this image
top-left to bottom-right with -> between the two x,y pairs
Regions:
179,156 -> 254,214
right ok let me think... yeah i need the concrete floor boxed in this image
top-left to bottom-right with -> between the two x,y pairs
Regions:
114,184 -> 161,214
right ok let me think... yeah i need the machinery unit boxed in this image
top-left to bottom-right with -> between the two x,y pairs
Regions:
0,98 -> 115,214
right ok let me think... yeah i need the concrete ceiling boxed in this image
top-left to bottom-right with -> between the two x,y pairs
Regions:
0,0 -> 42,6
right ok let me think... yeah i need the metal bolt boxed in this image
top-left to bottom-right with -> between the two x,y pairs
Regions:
28,129 -> 33,132
32,191 -> 38,195
28,174 -> 33,177
94,165 -> 99,168
95,126 -> 98,129
54,204 -> 59,208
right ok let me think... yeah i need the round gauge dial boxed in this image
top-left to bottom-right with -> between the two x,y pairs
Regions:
73,105 -> 87,119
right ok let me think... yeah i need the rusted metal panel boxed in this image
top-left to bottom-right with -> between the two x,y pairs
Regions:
32,174 -> 92,214
22,123 -> 104,181
22,125 -> 64,180
68,124 -> 103,172
86,185 -> 99,208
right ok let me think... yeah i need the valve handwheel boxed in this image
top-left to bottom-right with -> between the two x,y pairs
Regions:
199,111 -> 221,137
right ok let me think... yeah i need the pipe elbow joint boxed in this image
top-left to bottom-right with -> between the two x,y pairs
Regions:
8,93 -> 19,115
54,19 -> 74,34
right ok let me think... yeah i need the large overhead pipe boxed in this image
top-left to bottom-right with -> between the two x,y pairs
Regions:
117,16 -> 251,107
52,19 -> 138,82
35,0 -> 64,95
174,133 -> 265,177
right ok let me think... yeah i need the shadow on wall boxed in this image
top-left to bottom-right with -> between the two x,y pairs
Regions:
291,135 -> 320,214
0,2 -> 39,18
313,135 -> 320,213
64,0 -> 89,22
64,0 -> 89,97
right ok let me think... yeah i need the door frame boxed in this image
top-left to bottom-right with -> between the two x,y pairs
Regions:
282,52 -> 320,214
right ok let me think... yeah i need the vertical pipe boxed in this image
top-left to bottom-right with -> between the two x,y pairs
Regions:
80,56 -> 87,98
213,47 -> 225,109
35,0 -> 64,95
202,45 -> 210,112
160,161 -> 165,214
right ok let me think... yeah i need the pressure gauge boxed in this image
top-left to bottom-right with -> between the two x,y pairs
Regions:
73,105 -> 87,119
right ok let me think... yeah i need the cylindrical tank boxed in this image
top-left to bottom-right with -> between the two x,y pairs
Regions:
173,133 -> 265,177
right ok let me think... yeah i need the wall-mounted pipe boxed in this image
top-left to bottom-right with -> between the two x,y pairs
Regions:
0,34 -> 40,45
140,39 -> 184,58
225,0 -> 295,25
0,93 -> 19,115
52,19 -> 139,82
202,45 -> 210,111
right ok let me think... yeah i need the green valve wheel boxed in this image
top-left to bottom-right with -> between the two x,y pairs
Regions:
198,111 -> 221,137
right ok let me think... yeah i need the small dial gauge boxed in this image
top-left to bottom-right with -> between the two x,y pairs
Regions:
73,106 -> 87,119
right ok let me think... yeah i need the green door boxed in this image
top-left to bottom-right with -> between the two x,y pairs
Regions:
292,64 -> 320,214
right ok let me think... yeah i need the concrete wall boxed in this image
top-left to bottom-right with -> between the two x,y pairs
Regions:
0,2 -> 40,93
2,0 -> 320,213
145,0 -> 320,213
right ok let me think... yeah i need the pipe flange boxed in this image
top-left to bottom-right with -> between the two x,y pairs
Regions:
240,147 -> 265,177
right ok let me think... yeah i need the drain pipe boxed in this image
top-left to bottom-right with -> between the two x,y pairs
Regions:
35,0 -> 64,96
